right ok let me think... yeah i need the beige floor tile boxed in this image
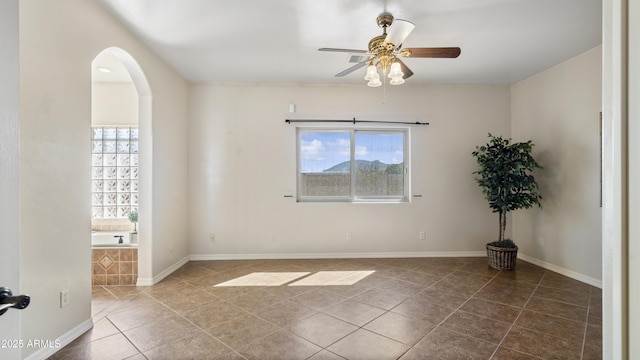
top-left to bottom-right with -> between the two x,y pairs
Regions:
394,270 -> 441,286
224,288 -> 284,312
474,280 -> 536,308
107,301 -> 176,332
143,330 -> 233,360
458,297 -> 521,323
83,318 -> 120,343
525,296 -> 588,322
540,272 -> 593,294
515,310 -> 586,341
364,311 -> 437,346
377,278 -> 426,296
238,330 -> 321,360
501,326 -> 583,360
391,298 -> 454,324
533,285 -> 591,306
492,346 -> 541,359
351,288 -> 409,310
123,315 -> 198,352
291,288 -> 347,310
582,344 -> 603,360
412,287 -> 470,309
181,299 -> 247,330
49,333 -> 140,360
328,329 -> 409,360
440,310 -> 512,344
289,312 -> 358,347
255,300 -> 317,327
206,313 -> 280,350
54,258 -> 600,360
322,300 -> 386,326
307,350 -> 347,360
400,327 -> 497,360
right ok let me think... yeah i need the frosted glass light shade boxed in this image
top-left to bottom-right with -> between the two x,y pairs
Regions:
388,61 -> 404,79
367,78 -> 382,87
390,77 -> 405,85
364,64 -> 379,80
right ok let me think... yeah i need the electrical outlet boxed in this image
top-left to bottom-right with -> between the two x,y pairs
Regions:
419,231 -> 426,240
60,289 -> 70,308
269,234 -> 276,242
346,232 -> 352,241
538,236 -> 545,247
209,233 -> 215,242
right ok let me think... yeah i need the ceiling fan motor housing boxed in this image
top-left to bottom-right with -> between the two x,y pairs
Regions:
376,13 -> 394,28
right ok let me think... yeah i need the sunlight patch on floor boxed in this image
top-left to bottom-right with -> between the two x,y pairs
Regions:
288,270 -> 376,286
213,272 -> 310,287
212,270 -> 376,287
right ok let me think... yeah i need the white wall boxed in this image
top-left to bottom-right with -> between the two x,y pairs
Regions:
0,1 -> 21,359
91,82 -> 138,126
511,46 -> 602,283
18,0 -> 189,358
188,84 -> 511,257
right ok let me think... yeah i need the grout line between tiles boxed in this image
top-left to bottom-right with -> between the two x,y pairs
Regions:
488,269 -> 548,359
79,259 -> 599,360
392,263 -> 505,360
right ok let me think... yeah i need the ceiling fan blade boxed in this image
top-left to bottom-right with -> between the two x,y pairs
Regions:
384,19 -> 416,47
397,59 -> 414,79
334,59 -> 370,77
402,47 -> 461,58
319,48 -> 367,53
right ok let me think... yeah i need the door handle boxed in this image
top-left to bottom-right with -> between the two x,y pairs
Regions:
0,287 -> 30,316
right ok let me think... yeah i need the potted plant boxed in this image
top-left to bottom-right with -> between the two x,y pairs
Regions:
128,210 -> 138,234
472,134 -> 542,270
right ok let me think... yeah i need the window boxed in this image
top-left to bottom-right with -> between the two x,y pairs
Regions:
91,127 -> 139,219
297,128 -> 408,202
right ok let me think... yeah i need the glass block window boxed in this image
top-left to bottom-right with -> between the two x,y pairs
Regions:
92,126 -> 139,219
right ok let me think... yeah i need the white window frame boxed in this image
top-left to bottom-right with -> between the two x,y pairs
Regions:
296,127 -> 410,203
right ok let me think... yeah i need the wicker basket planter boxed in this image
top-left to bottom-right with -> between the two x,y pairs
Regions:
486,243 -> 518,270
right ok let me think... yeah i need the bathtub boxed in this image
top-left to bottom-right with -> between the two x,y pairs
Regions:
91,231 -> 136,247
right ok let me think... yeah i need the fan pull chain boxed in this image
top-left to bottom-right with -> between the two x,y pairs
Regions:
382,76 -> 387,105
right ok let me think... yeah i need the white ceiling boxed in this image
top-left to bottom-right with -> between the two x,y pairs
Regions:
95,0 -> 602,85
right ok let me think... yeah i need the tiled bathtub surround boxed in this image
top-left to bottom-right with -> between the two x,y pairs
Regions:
56,257 -> 601,359
91,248 -> 138,286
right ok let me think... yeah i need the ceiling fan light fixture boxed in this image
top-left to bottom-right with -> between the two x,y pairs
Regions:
389,76 -> 405,85
364,63 -> 379,81
320,13 -> 460,88
388,61 -> 404,79
367,78 -> 382,87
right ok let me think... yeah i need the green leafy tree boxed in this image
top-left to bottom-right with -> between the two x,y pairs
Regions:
385,163 -> 404,174
472,134 -> 542,245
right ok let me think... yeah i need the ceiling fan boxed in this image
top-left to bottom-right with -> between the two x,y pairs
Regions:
319,13 -> 461,86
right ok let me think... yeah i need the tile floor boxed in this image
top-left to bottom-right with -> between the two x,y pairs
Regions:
50,257 -> 602,360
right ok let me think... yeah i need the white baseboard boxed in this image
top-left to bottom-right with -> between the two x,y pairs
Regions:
190,252 -> 601,288
189,251 -> 486,261
24,318 -> 93,360
518,253 -> 602,288
136,255 -> 190,286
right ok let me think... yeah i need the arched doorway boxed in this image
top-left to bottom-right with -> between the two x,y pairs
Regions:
91,47 -> 152,285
